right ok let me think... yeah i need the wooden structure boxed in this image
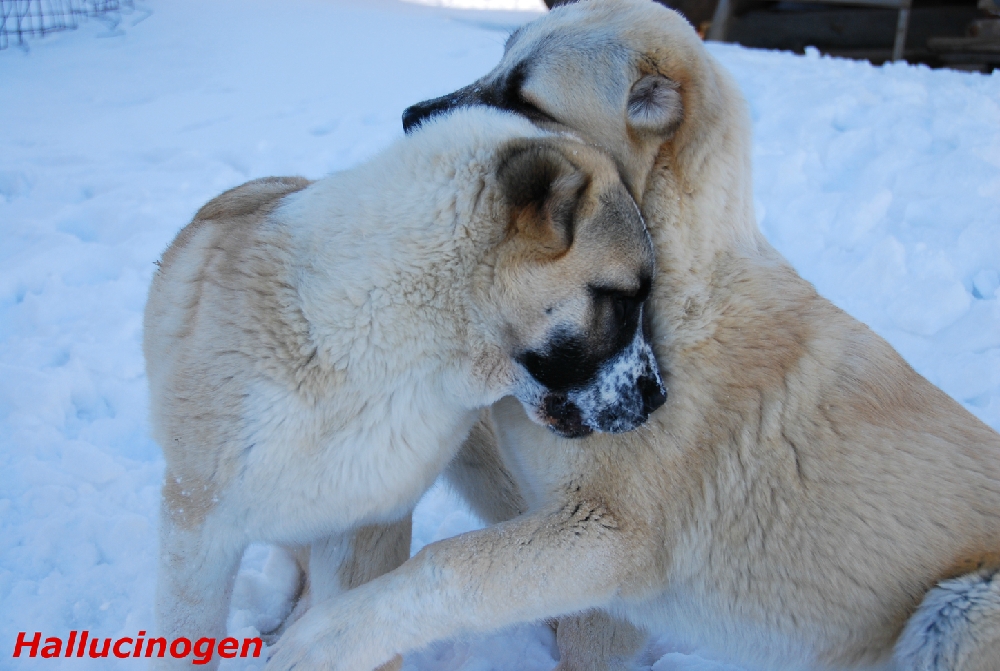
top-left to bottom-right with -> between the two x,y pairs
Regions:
709,0 -> 913,61
545,0 -> 996,70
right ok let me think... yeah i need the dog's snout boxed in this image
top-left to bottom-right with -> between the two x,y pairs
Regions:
403,93 -> 464,134
404,82 -> 489,133
402,102 -> 433,134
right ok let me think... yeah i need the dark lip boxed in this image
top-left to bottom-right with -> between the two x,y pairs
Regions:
541,393 -> 593,439
548,421 -> 593,439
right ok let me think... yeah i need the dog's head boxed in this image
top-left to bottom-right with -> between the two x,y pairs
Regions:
403,0 -> 716,199
479,134 -> 665,438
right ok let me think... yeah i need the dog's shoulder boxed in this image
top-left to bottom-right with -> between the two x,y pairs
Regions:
146,177 -> 315,389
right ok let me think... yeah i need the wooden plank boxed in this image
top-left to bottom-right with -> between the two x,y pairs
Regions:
792,0 -> 908,9
727,6 -> 981,53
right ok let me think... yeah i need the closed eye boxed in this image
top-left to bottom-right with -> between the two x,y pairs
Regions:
589,277 -> 652,304
502,63 -> 557,124
590,277 -> 652,325
514,94 -> 557,124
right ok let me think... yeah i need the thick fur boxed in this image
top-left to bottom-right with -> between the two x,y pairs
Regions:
896,569 -> 1000,671
265,1 -> 1000,670
144,106 -> 665,669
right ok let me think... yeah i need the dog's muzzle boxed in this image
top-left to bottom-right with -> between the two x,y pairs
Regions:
403,88 -> 474,134
517,329 -> 667,439
566,329 -> 666,435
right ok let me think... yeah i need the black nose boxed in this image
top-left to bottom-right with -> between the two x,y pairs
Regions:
402,96 -> 458,134
639,374 -> 667,415
402,103 -> 431,134
403,87 -> 479,134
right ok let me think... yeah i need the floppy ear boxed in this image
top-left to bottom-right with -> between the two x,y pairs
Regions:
498,142 -> 589,255
626,73 -> 683,136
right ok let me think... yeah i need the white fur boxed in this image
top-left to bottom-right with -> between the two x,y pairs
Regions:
896,570 -> 1000,671
567,318 -> 661,433
146,109 -> 551,668
145,105 -> 660,670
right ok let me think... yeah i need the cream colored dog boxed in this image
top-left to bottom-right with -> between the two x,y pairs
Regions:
266,1 -> 1000,670
143,106 -> 667,669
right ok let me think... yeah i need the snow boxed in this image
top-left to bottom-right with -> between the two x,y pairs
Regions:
1,0 -> 998,669
403,0 -> 546,11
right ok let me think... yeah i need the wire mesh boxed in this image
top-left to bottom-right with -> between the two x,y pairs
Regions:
0,0 -> 135,50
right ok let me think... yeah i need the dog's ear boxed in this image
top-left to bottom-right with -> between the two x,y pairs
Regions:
498,142 -> 589,255
626,74 -> 683,136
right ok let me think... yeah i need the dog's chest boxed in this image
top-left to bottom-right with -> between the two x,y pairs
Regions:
232,378 -> 475,543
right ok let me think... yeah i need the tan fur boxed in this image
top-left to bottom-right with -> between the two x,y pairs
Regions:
265,2 -> 1000,670
145,108 -> 663,670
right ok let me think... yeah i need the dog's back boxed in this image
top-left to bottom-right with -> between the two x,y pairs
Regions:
144,177 -> 312,464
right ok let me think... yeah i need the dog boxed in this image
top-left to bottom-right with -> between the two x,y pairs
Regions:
264,1 -> 1000,670
142,105 -> 666,670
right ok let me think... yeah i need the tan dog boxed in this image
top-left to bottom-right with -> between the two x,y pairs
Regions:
266,2 -> 1000,670
143,106 -> 666,670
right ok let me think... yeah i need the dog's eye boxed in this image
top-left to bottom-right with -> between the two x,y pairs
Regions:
516,97 -> 557,124
613,295 -> 640,326
501,64 -> 557,124
591,284 -> 642,327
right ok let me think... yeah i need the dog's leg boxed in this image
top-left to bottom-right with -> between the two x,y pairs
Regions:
266,503 -> 650,671
334,518 -> 413,593
448,417 -> 648,671
258,546 -> 309,644
303,519 -> 413,671
895,568 -> 1000,671
553,609 -> 647,671
444,413 -> 527,524
154,507 -> 244,670
337,518 -> 413,671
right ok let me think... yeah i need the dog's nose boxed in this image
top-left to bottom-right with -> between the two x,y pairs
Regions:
403,96 -> 455,134
402,103 -> 431,134
403,88 -> 477,133
639,374 -> 667,415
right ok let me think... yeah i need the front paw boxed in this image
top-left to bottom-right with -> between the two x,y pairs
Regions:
264,603 -> 397,671
266,638 -> 399,671
265,632 -> 326,671
265,615 -> 348,671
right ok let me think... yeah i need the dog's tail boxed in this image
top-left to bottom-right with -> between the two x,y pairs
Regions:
895,568 -> 1000,671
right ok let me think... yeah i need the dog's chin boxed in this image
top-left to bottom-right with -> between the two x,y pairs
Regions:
548,419 -> 594,439
539,393 -> 594,439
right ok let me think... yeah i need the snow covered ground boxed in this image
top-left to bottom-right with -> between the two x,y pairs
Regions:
1,0 -> 998,669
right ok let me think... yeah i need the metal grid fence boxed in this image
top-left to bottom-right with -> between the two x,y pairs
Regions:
0,0 -> 135,50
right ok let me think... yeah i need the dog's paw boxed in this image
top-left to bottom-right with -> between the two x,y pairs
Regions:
264,601 -> 398,671
266,639 -> 398,671
264,618 -> 345,671
266,644 -> 400,671
264,635 -> 320,671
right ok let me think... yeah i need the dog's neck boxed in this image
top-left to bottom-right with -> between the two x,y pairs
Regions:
644,58 -> 784,358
